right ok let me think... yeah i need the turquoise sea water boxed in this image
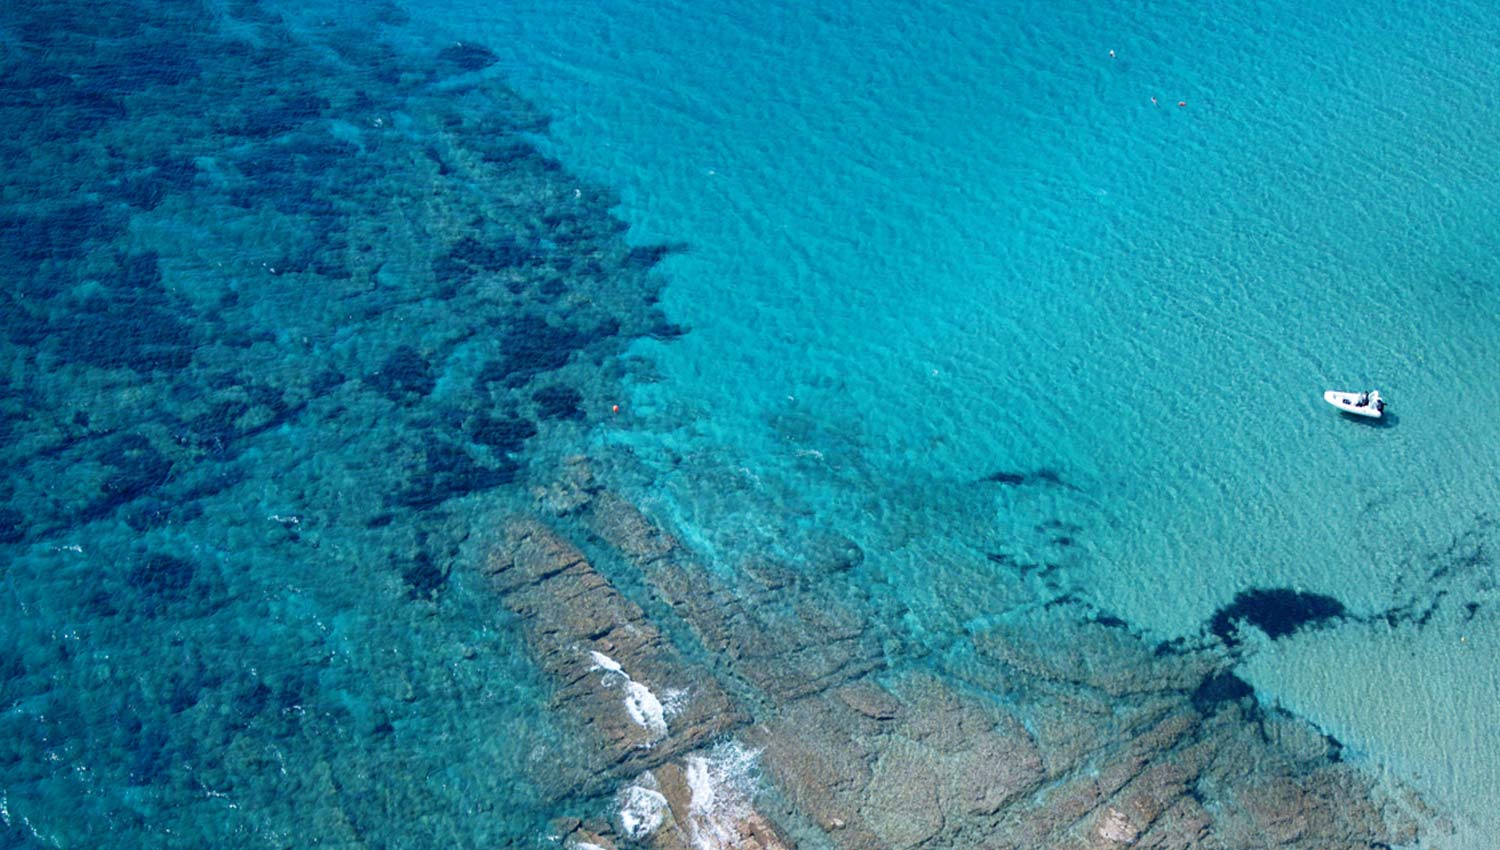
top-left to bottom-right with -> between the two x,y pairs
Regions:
455,0 -> 1500,840
3,0 -> 1499,846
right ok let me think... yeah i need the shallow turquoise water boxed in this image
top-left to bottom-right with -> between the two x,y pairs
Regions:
441,0 -> 1500,840
4,0 -> 1500,845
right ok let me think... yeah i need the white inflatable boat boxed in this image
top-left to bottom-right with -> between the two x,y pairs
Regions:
1323,389 -> 1385,418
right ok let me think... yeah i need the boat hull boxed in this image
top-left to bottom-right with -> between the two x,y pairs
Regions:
1323,390 -> 1383,418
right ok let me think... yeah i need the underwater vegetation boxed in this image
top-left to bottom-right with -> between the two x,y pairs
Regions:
0,0 -> 686,845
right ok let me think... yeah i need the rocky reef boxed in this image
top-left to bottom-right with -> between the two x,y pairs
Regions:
484,517 -> 745,780
488,455 -> 1434,850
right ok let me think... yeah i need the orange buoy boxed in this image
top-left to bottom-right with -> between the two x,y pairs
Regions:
1177,101 -> 1187,107
611,404 -> 620,414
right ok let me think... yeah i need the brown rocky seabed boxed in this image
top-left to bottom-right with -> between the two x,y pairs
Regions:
483,456 -> 1437,850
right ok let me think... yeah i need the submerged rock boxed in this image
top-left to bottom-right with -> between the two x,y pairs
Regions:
522,466 -> 1430,850
483,517 -> 746,780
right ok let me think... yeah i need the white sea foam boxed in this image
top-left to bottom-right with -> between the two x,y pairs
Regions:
661,686 -> 690,719
587,649 -> 670,744
570,843 -> 607,850
588,650 -> 624,676
624,680 -> 668,741
682,741 -> 762,850
616,783 -> 669,840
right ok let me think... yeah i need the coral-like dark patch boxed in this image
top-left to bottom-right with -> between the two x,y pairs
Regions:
367,346 -> 436,403
1208,588 -> 1348,646
532,385 -> 584,421
983,471 -> 1026,485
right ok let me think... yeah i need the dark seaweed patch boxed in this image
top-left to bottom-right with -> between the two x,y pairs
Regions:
1324,732 -> 1344,762
0,507 -> 23,544
126,554 -> 198,602
235,93 -> 330,138
123,499 -> 175,532
1191,671 -> 1255,715
0,204 -> 122,268
114,160 -> 199,210
647,318 -> 689,340
86,38 -> 204,96
401,549 -> 450,599
623,242 -> 686,270
98,435 -> 173,511
450,235 -> 532,272
479,140 -> 536,166
1208,588 -> 1347,646
310,368 -> 347,396
392,440 -> 517,510
980,468 -> 1075,489
182,384 -> 305,454
165,673 -> 202,714
1090,613 -> 1129,629
480,315 -> 590,388
433,234 -> 535,296
366,346 -> 435,403
532,385 -> 583,421
59,86 -> 129,131
55,253 -> 197,372
470,414 -> 536,454
125,721 -> 173,786
229,681 -> 273,728
436,42 -> 499,73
